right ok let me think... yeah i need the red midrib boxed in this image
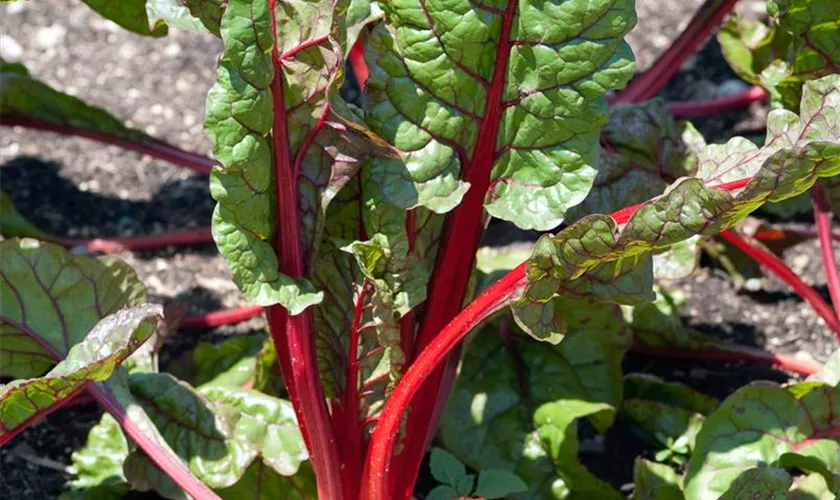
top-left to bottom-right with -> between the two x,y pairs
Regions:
393,1 -> 519,497
266,3 -> 342,499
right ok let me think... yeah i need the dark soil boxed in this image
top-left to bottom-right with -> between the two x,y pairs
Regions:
1,0 -> 837,498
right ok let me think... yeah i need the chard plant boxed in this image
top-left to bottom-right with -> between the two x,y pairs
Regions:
1,0 -> 839,498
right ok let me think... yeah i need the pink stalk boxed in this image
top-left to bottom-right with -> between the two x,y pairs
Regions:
178,305 -> 265,329
613,0 -> 742,104
89,384 -> 221,500
720,230 -> 840,337
668,85 -> 767,117
812,186 -> 840,318
1,116 -> 217,175
54,227 -> 213,253
631,345 -> 821,375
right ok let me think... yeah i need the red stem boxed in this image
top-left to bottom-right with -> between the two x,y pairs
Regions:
53,227 -> 213,253
668,86 -> 767,117
89,383 -> 221,500
349,39 -> 369,91
631,345 -> 821,375
1,116 -> 217,175
613,0 -> 741,104
178,305 -> 264,329
362,263 -> 527,500
720,230 -> 840,337
267,3 -> 343,498
341,282 -> 368,500
812,186 -> 840,318
753,227 -> 840,244
392,0 -> 519,494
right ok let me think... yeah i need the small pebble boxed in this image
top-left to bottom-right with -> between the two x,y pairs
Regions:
35,24 -> 67,49
0,34 -> 23,61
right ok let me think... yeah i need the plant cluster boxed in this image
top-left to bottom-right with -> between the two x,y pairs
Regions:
0,0 -> 839,498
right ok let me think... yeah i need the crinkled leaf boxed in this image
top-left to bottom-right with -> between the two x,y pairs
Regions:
124,373 -> 252,489
514,75 -> 840,340
684,380 -> 840,499
79,0 -> 169,36
474,469 -> 529,499
183,0 -> 225,35
62,413 -> 130,498
569,101 -> 703,280
0,305 -> 161,442
621,374 -> 717,461
718,468 -> 792,499
430,447 -> 467,487
0,190 -> 48,239
199,385 -> 308,476
631,458 -> 683,500
440,311 -> 630,499
0,239 -> 146,378
0,61 -> 147,142
569,100 -> 699,219
217,460 -> 317,500
722,0 -> 839,111
790,472 -> 837,499
206,0 -> 393,314
363,0 -> 636,228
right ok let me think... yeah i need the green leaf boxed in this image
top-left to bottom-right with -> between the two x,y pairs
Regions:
684,380 -> 840,499
169,334 -> 266,389
0,239 -> 147,378
809,348 -> 840,386
206,0 -> 392,314
621,374 -> 718,459
182,0 -> 226,35
199,385 -> 309,476
430,447 -> 467,487
146,0 -> 212,33
217,460 -> 317,500
0,190 -> 48,239
363,0 -> 636,228
79,0 -> 168,36
440,312 -> 630,499
124,373 -> 253,489
718,468 -> 792,499
63,413 -> 130,498
427,485 -> 461,500
0,61 -> 146,142
474,469 -> 529,499
513,75 -> 840,340
535,400 -> 623,500
719,1 -> 840,111
778,452 -> 838,492
0,305 -> 161,441
631,458 -> 683,500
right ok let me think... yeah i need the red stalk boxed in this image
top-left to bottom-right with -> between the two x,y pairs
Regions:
362,263 -> 527,500
631,345 -> 821,375
812,186 -> 840,318
753,227 -> 840,244
364,175 -> 812,497
266,3 -> 343,497
392,0 -> 519,494
1,116 -> 217,175
178,305 -> 265,329
720,230 -> 840,337
613,0 -> 741,104
0,321 -> 219,499
53,227 -> 213,253
339,282 -> 368,500
349,39 -> 369,91
89,383 -> 221,500
667,85 -> 767,117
